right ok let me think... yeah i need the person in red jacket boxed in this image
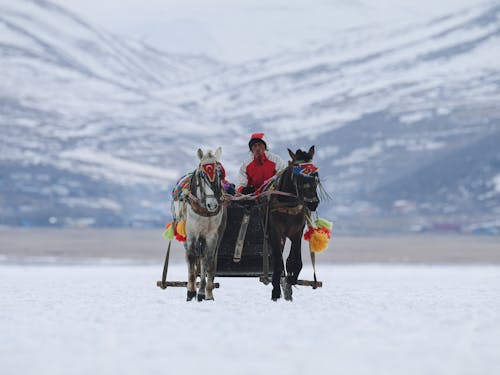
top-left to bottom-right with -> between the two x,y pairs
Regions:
237,133 -> 286,195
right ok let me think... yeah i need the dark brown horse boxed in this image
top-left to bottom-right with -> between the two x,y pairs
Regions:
265,146 -> 320,301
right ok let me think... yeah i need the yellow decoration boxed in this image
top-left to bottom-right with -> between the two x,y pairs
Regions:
309,230 -> 329,253
176,220 -> 186,237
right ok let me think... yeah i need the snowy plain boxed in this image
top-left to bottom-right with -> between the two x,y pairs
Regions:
1,263 -> 499,375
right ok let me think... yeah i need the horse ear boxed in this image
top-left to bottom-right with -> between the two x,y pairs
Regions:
197,148 -> 203,160
308,145 -> 315,158
288,148 -> 296,161
215,147 -> 222,161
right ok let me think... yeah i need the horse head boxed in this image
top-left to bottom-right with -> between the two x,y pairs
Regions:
287,145 -> 320,211
192,147 -> 224,213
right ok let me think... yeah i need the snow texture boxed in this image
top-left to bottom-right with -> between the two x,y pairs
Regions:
1,0 -> 500,228
1,263 -> 499,374
54,0 -> 491,63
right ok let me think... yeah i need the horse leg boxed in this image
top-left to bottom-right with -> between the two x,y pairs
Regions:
197,263 -> 206,302
197,239 -> 206,302
269,230 -> 285,301
284,232 -> 303,301
286,231 -> 303,284
205,237 -> 218,301
185,242 -> 197,301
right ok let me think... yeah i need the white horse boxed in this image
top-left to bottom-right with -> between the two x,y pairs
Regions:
175,147 -> 227,301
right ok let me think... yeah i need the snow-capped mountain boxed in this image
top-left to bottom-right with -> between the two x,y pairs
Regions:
1,0 -> 499,232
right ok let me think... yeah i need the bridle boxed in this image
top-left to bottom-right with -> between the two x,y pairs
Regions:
188,162 -> 224,217
269,161 -> 320,215
290,162 -> 320,209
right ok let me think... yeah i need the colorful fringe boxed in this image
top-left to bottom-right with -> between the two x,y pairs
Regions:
172,172 -> 193,201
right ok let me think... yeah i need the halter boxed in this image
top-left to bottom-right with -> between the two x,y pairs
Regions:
266,161 -> 320,215
289,161 -> 320,209
188,162 -> 224,216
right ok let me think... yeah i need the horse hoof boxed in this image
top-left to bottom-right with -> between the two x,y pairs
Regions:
197,294 -> 206,302
186,290 -> 197,301
271,290 -> 281,301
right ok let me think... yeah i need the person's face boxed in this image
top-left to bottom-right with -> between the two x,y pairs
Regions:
251,141 -> 266,156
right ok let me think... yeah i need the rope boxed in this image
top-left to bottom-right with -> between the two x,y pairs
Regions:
222,189 -> 296,203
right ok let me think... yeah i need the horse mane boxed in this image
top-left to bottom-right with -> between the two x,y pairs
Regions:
189,171 -> 197,196
293,149 -> 312,163
274,163 -> 295,202
292,147 -> 331,202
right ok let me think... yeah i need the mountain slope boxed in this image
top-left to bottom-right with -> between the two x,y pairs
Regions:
1,0 -> 499,231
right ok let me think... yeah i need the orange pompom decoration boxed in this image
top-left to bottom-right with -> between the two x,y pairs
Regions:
309,228 -> 330,253
304,217 -> 333,253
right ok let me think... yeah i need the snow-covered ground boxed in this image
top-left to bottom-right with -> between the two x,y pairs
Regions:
1,263 -> 499,374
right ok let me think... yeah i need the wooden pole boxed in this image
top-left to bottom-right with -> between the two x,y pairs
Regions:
157,281 -> 220,289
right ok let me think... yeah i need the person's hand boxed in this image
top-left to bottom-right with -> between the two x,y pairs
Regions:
225,183 -> 236,195
241,185 -> 256,195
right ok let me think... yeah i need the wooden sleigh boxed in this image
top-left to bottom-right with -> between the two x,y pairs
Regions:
156,201 -> 323,291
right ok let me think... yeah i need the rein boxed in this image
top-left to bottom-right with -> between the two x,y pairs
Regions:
223,161 -> 319,214
222,189 -> 296,202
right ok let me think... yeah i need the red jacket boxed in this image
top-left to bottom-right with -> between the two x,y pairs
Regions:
237,151 -> 286,193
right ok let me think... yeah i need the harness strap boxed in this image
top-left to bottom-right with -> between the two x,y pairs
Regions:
188,192 -> 198,202
188,193 -> 223,217
258,190 -> 297,199
189,191 -> 220,203
261,202 -> 271,284
270,204 -> 304,215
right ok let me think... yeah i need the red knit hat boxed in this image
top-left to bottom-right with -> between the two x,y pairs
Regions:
248,132 -> 267,150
